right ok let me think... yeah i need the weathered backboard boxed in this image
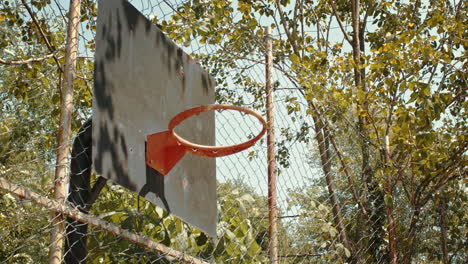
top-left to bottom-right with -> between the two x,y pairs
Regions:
93,0 -> 217,237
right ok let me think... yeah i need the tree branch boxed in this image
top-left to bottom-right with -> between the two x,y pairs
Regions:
20,0 -> 63,73
274,0 -> 300,56
328,0 -> 353,45
0,51 -> 58,65
278,253 -> 321,258
300,0 -> 305,58
323,121 -> 367,216
414,142 -> 467,207
308,101 -> 350,250
438,195 -> 449,264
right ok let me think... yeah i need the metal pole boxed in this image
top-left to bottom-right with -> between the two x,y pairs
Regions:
265,26 -> 278,264
49,0 -> 81,263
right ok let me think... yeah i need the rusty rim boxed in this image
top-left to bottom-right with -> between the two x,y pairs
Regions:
168,104 -> 267,157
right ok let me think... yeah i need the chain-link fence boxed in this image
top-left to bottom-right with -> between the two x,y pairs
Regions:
1,0 -> 466,263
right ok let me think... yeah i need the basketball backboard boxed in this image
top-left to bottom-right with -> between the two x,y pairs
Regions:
92,0 -> 217,237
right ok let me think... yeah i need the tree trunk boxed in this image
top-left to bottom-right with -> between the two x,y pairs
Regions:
309,105 -> 350,251
438,197 -> 448,264
402,208 -> 420,264
350,0 -> 391,262
384,137 -> 397,264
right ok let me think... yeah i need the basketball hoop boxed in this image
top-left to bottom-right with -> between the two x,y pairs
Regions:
146,104 -> 267,175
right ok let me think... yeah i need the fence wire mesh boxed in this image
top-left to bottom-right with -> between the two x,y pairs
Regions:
1,0 -> 466,264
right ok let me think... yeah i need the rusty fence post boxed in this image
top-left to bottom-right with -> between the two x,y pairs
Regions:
265,26 -> 278,264
49,0 -> 81,263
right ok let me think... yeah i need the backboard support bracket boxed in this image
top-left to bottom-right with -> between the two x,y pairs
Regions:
146,131 -> 185,176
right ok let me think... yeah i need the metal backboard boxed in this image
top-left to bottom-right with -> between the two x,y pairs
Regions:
93,0 -> 217,237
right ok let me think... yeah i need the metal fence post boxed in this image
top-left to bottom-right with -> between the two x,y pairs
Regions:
49,0 -> 81,263
265,26 -> 278,264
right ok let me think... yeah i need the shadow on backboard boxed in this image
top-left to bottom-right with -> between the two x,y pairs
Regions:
140,142 -> 171,213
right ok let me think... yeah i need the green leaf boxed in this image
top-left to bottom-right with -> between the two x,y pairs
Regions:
52,94 -> 60,104
247,241 -> 261,257
155,206 -> 164,218
345,247 -> 351,258
195,232 -> 208,246
422,85 -> 430,96
161,229 -> 171,246
289,53 -> 300,64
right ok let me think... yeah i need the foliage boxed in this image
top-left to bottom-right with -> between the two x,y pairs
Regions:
85,180 -> 268,263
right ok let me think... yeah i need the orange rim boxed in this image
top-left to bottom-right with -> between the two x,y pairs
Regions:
168,104 -> 267,157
